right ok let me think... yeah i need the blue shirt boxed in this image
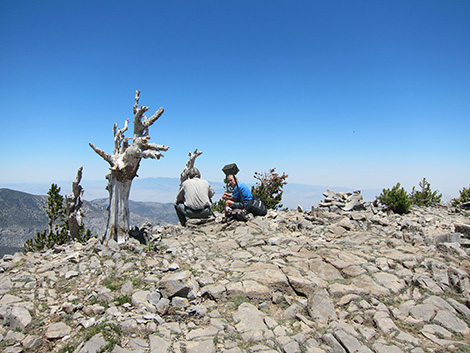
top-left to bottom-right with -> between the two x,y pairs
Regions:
233,182 -> 253,205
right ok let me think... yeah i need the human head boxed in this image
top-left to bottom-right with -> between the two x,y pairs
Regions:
227,174 -> 237,186
189,168 -> 201,179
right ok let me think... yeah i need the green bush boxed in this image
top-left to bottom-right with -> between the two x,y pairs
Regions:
452,185 -> 470,208
24,184 -> 93,252
377,183 -> 412,214
410,178 -> 442,206
251,168 -> 288,210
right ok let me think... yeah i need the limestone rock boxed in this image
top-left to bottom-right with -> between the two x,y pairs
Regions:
158,270 -> 200,300
45,322 -> 71,339
307,287 -> 337,325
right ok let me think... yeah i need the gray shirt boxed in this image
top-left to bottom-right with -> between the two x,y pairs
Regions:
176,177 -> 215,210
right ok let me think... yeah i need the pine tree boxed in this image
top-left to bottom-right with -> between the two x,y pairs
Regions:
24,184 -> 70,251
45,184 -> 67,235
377,183 -> 411,215
410,178 -> 442,206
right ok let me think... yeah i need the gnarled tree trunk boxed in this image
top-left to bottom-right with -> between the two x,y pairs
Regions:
180,149 -> 203,186
66,166 -> 84,240
90,90 -> 169,244
105,174 -> 132,242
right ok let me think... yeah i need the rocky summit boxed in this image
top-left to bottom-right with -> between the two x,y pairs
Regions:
1,190 -> 470,353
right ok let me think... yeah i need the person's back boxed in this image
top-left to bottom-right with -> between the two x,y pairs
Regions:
181,177 -> 213,210
175,167 -> 214,226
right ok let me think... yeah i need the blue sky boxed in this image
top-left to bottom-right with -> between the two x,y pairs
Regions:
0,0 -> 469,202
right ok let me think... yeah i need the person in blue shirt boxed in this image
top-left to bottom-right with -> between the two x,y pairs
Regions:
222,174 -> 253,213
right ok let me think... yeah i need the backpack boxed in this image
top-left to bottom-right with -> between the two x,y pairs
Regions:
246,196 -> 267,216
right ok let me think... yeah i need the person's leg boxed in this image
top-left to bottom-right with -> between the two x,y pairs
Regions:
232,201 -> 244,209
225,200 -> 234,217
185,207 -> 211,219
174,203 -> 187,226
198,207 -> 211,218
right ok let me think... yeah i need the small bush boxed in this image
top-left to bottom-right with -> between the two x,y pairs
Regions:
24,183 -> 93,252
452,185 -> 470,208
251,168 -> 288,210
24,184 -> 69,252
24,229 -> 68,252
410,178 -> 442,206
377,183 -> 411,214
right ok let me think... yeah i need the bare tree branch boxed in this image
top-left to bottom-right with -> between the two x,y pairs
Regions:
66,166 -> 84,240
180,149 -> 203,185
89,143 -> 114,166
141,150 -> 166,160
133,107 -> 150,134
133,90 -> 140,114
143,107 -> 164,128
72,166 -> 83,197
120,137 -> 131,154
142,138 -> 169,152
113,119 -> 129,154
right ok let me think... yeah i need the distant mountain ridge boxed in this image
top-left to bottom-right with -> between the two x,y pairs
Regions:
0,177 -> 382,210
0,188 -> 178,248
0,188 -> 48,228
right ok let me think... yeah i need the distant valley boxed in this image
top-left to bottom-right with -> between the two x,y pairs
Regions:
0,188 -> 178,250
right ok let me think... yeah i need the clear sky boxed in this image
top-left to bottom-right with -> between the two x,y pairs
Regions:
1,0 -> 469,201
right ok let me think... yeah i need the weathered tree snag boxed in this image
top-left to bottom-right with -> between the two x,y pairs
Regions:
180,149 -> 203,186
90,90 -> 169,244
66,166 -> 84,240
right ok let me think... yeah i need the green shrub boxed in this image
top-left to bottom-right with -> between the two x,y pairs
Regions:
24,184 -> 68,252
24,228 -> 68,252
410,178 -> 442,206
24,183 -> 93,252
45,183 -> 67,234
377,183 -> 412,214
452,185 -> 470,208
251,168 -> 288,210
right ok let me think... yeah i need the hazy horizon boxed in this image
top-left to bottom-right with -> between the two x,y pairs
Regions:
0,175 -> 459,211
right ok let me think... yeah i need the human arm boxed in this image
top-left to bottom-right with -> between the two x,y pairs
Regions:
222,192 -> 236,201
176,186 -> 185,203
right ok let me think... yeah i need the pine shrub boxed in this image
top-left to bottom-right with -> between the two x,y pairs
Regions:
452,185 -> 470,208
377,183 -> 412,214
410,178 -> 442,207
24,183 -> 93,252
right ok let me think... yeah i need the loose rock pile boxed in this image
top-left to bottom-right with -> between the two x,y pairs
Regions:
1,190 -> 470,353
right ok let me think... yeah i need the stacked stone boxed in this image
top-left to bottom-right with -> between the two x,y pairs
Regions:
1,197 -> 470,352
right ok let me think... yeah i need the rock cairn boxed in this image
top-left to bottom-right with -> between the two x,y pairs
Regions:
1,190 -> 470,353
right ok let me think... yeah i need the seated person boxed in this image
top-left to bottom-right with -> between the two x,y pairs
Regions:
222,174 -> 253,216
175,168 -> 214,226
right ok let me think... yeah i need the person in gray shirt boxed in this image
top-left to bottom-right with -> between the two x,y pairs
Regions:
175,168 -> 214,226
